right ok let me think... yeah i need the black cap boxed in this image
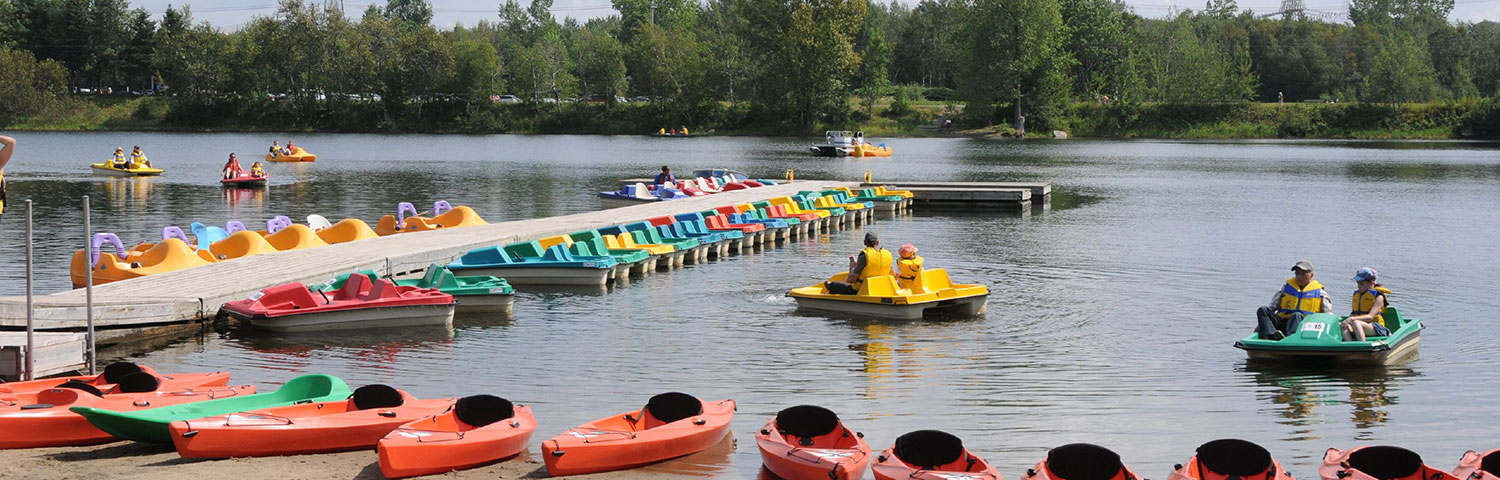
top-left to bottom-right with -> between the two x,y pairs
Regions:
864,232 -> 878,246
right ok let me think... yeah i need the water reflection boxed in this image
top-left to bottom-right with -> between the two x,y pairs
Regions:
637,432 -> 736,477
1243,362 -> 1419,440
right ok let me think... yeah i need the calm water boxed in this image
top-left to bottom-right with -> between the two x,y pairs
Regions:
2,134 -> 1499,478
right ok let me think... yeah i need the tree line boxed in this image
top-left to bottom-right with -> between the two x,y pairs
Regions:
0,0 -> 1497,132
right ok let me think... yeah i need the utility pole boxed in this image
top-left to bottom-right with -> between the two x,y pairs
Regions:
650,0 -> 657,25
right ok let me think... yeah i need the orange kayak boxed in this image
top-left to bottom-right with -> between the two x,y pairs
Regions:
1021,444 -> 1141,480
0,362 -> 230,396
541,393 -> 734,476
1168,439 -> 1293,480
0,382 -> 256,449
377,395 -> 537,478
1453,449 -> 1498,480
1320,447 -> 1460,480
755,405 -> 871,480
169,384 -> 455,458
872,430 -> 1001,480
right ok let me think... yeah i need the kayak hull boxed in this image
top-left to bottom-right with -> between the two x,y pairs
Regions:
0,385 -> 257,449
378,405 -> 537,478
542,398 -> 735,476
70,374 -> 353,444
169,396 -> 456,458
0,369 -> 230,396
228,303 -> 456,332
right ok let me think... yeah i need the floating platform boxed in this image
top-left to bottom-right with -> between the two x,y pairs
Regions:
863,181 -> 1049,211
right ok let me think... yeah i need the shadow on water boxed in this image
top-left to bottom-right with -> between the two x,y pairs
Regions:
1342,162 -> 1500,182
1240,360 -> 1422,440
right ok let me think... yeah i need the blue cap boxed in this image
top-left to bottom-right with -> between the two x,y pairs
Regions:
1353,267 -> 1378,282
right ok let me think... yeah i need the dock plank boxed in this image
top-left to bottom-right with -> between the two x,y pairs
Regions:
865,181 -> 1051,196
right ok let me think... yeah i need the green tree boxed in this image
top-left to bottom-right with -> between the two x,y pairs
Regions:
1060,0 -> 1132,99
384,0 -> 434,27
950,0 -> 1072,129
0,46 -> 69,124
450,38 -> 501,102
1365,29 -> 1439,102
574,21 -> 628,105
737,0 -> 868,129
854,2 -> 891,118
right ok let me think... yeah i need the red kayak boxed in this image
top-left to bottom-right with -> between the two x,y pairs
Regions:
169,384 -> 455,458
0,372 -> 256,449
1022,444 -> 1141,480
378,395 -> 537,478
220,172 -> 267,188
0,362 -> 230,397
542,393 -> 735,476
1168,439 -> 1293,480
873,430 -> 1001,480
755,405 -> 871,480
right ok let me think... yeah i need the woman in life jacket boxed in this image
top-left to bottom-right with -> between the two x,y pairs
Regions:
112,147 -> 128,168
1342,267 -> 1392,341
896,243 -> 923,291
222,153 -> 242,179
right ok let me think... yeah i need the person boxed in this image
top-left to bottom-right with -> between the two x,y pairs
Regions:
130,146 -> 150,168
222,153 -> 242,180
659,127 -> 666,135
0,135 -> 14,217
654,165 -> 675,187
284,141 -> 295,155
854,131 -> 865,145
1341,268 -> 1392,341
896,243 -> 924,291
111,147 -> 128,168
1255,260 -> 1334,340
250,161 -> 265,178
824,232 -> 894,295
681,125 -> 690,136
269,140 -> 280,158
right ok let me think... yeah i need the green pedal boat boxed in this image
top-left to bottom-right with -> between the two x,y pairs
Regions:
70,374 -> 353,444
1234,307 -> 1422,365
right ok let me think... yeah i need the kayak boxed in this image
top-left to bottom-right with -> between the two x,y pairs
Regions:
71,374 -> 353,444
220,276 -> 455,332
1234,308 -> 1422,365
1021,443 -> 1141,480
1453,450 -> 1498,480
0,362 -> 228,396
220,172 -> 267,188
755,405 -> 871,480
91,162 -> 163,176
1168,439 -> 1293,480
787,269 -> 989,320
314,264 -> 514,314
1,375 -> 255,449
872,430 -> 1000,480
1320,446 -> 1460,480
542,393 -> 734,476
265,146 -> 315,162
169,384 -> 455,458
378,395 -> 536,478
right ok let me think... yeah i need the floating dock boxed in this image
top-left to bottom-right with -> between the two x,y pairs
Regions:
864,181 -> 1050,210
0,181 -> 872,378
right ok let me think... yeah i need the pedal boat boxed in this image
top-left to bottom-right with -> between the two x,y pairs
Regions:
598,182 -> 691,210
91,162 -> 164,176
220,275 -> 455,332
220,172 -> 267,188
265,146 -> 315,162
316,264 -> 514,314
787,269 -> 989,320
1233,308 -> 1422,365
449,243 -> 619,287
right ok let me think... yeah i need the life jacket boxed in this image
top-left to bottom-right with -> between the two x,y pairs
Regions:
857,247 -> 893,285
112,152 -> 127,165
1350,286 -> 1392,328
655,173 -> 674,185
251,166 -> 264,177
897,255 -> 924,291
1276,278 -> 1326,318
131,152 -> 146,165
682,127 -> 689,135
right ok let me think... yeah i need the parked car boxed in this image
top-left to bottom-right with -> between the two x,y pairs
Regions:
493,94 -> 522,104
583,94 -> 609,103
634,96 -> 650,102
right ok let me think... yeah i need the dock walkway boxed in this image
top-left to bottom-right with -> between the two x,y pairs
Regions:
0,181 -> 860,357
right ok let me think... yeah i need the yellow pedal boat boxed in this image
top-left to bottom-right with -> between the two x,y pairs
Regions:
787,268 -> 988,320
91,163 -> 164,177
850,142 -> 892,157
266,147 -> 315,162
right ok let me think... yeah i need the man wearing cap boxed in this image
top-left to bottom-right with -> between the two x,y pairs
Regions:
1255,260 -> 1334,340
824,232 -> 894,295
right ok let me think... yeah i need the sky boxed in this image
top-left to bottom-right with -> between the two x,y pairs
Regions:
130,0 -> 1500,28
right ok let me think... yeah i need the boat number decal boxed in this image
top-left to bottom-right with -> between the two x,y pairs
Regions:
489,288 -> 507,294
249,292 -> 265,300
398,431 -> 435,438
1299,322 -> 1325,337
807,450 -> 855,460
583,262 -> 596,267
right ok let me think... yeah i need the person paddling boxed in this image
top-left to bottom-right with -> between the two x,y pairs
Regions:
1254,260 -> 1334,340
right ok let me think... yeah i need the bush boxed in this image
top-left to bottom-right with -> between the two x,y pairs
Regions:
886,87 -> 912,117
921,87 -> 955,101
0,47 -> 70,125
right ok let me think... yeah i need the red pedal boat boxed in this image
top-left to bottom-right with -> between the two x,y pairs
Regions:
0,371 -> 255,449
378,395 -> 537,478
220,172 -> 267,188
219,275 -> 455,332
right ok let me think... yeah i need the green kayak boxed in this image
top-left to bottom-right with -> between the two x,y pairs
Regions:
71,374 -> 352,444
313,264 -> 514,313
1234,307 -> 1422,365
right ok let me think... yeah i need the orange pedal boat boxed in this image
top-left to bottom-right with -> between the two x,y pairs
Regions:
1021,443 -> 1142,480
377,395 -> 537,478
542,393 -> 734,476
1168,439 -> 1294,480
0,373 -> 255,450
169,384 -> 455,458
873,430 -> 1001,480
755,405 -> 871,480
0,362 -> 229,396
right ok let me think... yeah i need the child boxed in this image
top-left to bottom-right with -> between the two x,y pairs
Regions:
896,243 -> 924,292
250,162 -> 265,178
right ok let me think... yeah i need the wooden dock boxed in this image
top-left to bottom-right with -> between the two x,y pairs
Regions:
1,332 -> 87,381
0,181 -> 869,378
864,181 -> 1050,210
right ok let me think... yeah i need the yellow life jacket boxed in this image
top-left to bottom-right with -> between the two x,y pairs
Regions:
897,255 -> 924,291
682,127 -> 690,135
857,247 -> 892,285
1351,286 -> 1392,328
112,153 -> 127,165
130,152 -> 146,165
1276,278 -> 1326,318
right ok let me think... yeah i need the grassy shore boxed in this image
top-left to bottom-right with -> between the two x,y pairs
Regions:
7,96 -> 1497,140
